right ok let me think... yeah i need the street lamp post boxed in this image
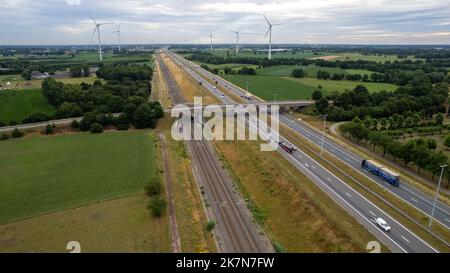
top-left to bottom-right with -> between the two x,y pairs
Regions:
320,114 -> 327,156
428,164 -> 447,230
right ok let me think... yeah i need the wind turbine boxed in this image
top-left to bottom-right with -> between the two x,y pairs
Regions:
88,13 -> 111,61
263,15 -> 282,60
112,22 -> 122,52
231,27 -> 241,54
209,32 -> 214,52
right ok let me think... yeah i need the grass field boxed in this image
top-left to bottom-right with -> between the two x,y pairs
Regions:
256,65 -> 346,77
0,131 -> 157,224
226,75 -> 317,101
192,49 -> 330,60
0,89 -> 55,123
0,194 -> 171,252
288,77 -> 398,93
334,53 -> 419,62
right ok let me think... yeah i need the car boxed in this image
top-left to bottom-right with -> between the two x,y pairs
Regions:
376,218 -> 391,232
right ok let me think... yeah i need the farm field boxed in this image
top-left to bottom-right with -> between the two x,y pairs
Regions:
1,75 -> 100,90
334,53 -> 419,62
0,88 -> 55,124
190,49 -> 331,59
225,75 -> 317,100
0,131 -> 157,224
256,65 -> 347,77
288,77 -> 398,93
0,194 -> 171,253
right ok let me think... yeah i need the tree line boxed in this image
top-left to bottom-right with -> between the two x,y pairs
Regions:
34,64 -> 163,132
341,116 -> 450,187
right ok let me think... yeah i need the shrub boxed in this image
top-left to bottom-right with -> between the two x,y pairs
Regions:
71,119 -> 80,129
272,241 -> 286,253
0,133 -> 10,140
44,124 -> 55,135
291,68 -> 305,78
11,128 -> 24,138
90,123 -> 103,134
22,112 -> 52,124
206,220 -> 215,231
145,179 -> 163,197
0,122 -> 6,127
148,196 -> 167,217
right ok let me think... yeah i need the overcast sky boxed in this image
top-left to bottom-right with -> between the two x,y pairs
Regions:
1,0 -> 450,45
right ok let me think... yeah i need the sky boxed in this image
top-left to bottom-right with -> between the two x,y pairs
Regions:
0,0 -> 450,45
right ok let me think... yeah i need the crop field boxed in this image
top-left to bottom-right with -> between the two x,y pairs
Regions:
225,75 -> 317,100
0,131 -> 157,224
0,88 -> 55,124
288,77 -> 398,93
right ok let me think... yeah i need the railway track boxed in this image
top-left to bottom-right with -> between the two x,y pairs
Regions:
156,53 -> 271,253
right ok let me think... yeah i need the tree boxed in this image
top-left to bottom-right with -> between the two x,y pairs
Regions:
206,220 -> 216,231
291,69 -> 305,78
55,102 -> 83,119
398,140 -> 416,166
312,90 -> 323,101
315,98 -> 329,114
145,179 -> 163,197
444,136 -> 450,149
44,124 -> 55,135
134,104 -> 156,129
148,196 -> 167,217
90,122 -> 103,134
426,139 -> 437,150
435,113 -> 444,125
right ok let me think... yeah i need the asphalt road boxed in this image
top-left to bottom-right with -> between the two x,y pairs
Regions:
157,53 -> 271,253
166,50 -> 441,253
168,53 -> 450,230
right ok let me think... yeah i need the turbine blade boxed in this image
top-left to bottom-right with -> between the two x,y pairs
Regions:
89,27 -> 98,43
272,23 -> 283,26
263,14 -> 271,26
264,27 -> 271,38
86,9 -> 97,25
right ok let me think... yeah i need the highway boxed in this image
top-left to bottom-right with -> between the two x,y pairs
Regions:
169,54 -> 450,231
165,49 -> 441,253
157,53 -> 271,253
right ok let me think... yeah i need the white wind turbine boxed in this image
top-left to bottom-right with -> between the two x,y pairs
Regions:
231,27 -> 241,54
263,15 -> 282,60
112,22 -> 122,52
209,32 -> 214,51
88,13 -> 111,61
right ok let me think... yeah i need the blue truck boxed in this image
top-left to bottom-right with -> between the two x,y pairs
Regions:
361,159 -> 400,187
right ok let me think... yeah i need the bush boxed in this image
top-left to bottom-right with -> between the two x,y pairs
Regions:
206,220 -> 215,231
272,241 -> 286,253
71,120 -> 80,129
44,124 -> 55,135
291,68 -> 305,78
11,128 -> 24,138
134,104 -> 156,129
22,112 -> 52,124
0,133 -> 10,140
145,179 -> 163,197
0,122 -> 6,127
148,196 -> 167,217
90,123 -> 103,134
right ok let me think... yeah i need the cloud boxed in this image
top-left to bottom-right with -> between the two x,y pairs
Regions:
0,0 -> 449,44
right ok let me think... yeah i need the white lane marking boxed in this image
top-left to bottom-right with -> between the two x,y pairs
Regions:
346,192 -> 352,197
311,165 -> 316,169
401,236 -> 410,243
326,177 -> 332,182
411,197 -> 418,203
369,211 -> 376,216
445,218 -> 450,223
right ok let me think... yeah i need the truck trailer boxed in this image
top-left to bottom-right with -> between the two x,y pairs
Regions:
361,159 -> 400,186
